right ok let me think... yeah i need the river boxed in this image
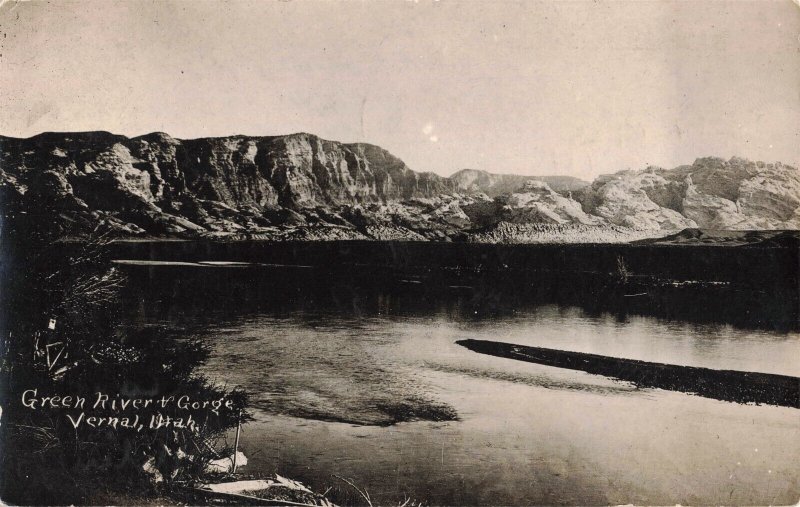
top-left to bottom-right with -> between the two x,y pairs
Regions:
119,260 -> 800,505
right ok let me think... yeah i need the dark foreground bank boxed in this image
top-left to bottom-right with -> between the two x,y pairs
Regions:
456,339 -> 800,408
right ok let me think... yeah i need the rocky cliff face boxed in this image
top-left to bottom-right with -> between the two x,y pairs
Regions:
1,131 -> 455,208
1,131 -> 797,243
0,131 -> 462,237
579,171 -> 697,230
574,157 -> 800,231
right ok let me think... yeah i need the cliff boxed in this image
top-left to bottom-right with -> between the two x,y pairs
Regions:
1,131 -> 797,242
574,157 -> 800,231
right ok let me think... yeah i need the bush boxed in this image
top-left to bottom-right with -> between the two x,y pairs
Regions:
0,226 -> 249,505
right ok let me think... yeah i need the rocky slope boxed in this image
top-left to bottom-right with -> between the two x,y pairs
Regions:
1,131 -> 797,243
573,157 -> 800,231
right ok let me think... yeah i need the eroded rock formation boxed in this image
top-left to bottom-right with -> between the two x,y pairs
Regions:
1,132 -> 797,242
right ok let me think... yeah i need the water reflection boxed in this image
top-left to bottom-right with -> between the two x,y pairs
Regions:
120,263 -> 798,331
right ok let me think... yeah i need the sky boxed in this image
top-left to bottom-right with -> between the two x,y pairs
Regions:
0,0 -> 797,180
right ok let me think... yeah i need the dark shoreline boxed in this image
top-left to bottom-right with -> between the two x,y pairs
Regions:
106,239 -> 799,332
456,339 -> 800,408
98,237 -> 799,285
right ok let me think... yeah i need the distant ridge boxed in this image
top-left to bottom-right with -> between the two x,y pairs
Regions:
450,168 -> 589,196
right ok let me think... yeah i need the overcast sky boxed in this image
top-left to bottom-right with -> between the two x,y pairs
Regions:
0,0 -> 797,179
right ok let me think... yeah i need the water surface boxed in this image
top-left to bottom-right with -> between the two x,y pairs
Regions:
122,263 -> 800,505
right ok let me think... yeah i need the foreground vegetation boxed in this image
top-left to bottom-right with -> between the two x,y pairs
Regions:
0,216 -> 248,504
